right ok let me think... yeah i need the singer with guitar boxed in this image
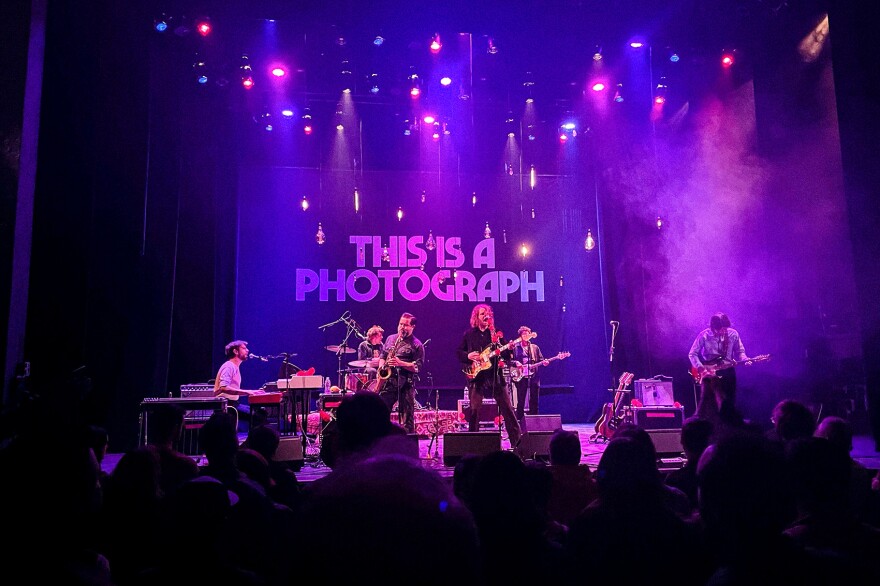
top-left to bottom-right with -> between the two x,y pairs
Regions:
511,325 -> 567,421
376,313 -> 424,433
688,312 -> 753,427
456,304 -> 522,451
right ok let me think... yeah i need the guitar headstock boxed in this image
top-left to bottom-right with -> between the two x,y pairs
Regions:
617,371 -> 634,389
557,351 -> 571,359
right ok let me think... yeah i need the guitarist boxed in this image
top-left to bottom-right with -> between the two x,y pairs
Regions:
688,312 -> 750,427
456,304 -> 521,451
512,326 -> 549,421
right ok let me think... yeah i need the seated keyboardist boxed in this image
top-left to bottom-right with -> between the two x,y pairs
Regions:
214,339 -> 266,431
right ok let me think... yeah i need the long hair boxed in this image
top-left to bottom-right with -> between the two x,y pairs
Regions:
469,304 -> 493,328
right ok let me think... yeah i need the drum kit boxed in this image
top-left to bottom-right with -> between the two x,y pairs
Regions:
323,345 -> 381,392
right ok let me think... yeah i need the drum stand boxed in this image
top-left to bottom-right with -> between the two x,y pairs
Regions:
425,388 -> 441,460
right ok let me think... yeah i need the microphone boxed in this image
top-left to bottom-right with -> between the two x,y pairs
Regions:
249,354 -> 269,362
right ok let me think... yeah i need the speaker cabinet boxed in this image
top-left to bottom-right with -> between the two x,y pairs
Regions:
274,436 -> 304,470
521,414 -> 562,432
646,429 -> 683,455
518,431 -> 555,461
443,432 -> 501,466
629,406 -> 684,430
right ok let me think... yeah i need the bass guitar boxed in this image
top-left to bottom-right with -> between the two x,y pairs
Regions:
689,354 -> 771,384
511,351 -> 571,382
592,371 -> 634,440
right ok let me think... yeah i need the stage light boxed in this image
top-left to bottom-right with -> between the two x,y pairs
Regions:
669,52 -> 680,63
591,82 -> 606,92
592,46 -> 603,61
613,83 -> 624,102
316,223 -> 325,244
656,216 -> 663,229
721,52 -> 735,67
397,207 -> 404,221
472,192 -> 477,206
559,133 -> 568,142
442,122 -> 451,135
301,196 -> 309,211
196,20 -> 212,37
373,35 -> 385,46
354,188 -> 360,213
525,98 -> 534,104
487,37 -> 499,54
520,244 -> 529,258
432,132 -> 440,140
484,223 -> 492,239
426,230 -> 436,250
154,15 -> 169,32
368,72 -> 379,94
430,33 -> 442,53
281,109 -> 294,118
304,125 -> 313,135
630,41 -> 644,48
421,190 -> 427,203
381,245 -> 390,263
584,230 -> 596,251
336,123 -> 344,131
242,76 -> 254,89
561,122 -> 576,130
193,60 -> 208,84
440,76 -> 452,86
271,67 -> 286,77
342,88 -> 351,94
423,115 -> 435,124
654,78 -> 668,104
530,165 -> 536,189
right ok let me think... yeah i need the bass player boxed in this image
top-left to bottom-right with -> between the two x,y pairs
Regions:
512,325 -> 548,421
456,304 -> 521,451
376,312 -> 424,433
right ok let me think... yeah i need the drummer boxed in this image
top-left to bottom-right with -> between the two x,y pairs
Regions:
357,325 -> 385,379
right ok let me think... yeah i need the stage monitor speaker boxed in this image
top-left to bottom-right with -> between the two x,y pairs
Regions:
646,429 -> 683,456
274,436 -> 304,470
443,432 -> 501,466
629,406 -> 684,430
519,431 -> 555,461
521,414 -> 562,432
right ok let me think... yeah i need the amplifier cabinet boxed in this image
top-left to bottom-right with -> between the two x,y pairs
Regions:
628,405 -> 684,430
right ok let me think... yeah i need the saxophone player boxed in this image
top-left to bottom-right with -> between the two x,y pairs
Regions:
377,312 -> 424,433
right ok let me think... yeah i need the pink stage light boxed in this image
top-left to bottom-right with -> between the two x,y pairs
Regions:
242,77 -> 254,89
591,82 -> 606,92
271,67 -> 286,77
423,115 -> 435,124
196,21 -> 212,37
410,86 -> 421,97
721,53 -> 735,67
303,125 -> 313,135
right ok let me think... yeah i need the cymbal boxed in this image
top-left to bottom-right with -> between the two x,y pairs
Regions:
325,345 -> 356,354
348,360 -> 368,368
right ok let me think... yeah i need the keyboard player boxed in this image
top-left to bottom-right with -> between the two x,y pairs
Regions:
214,340 -> 266,430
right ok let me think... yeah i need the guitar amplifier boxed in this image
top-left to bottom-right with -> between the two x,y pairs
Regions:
180,383 -> 215,398
633,378 -> 674,406
458,399 -> 498,423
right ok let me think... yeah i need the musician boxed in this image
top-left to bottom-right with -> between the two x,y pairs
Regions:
213,340 -> 261,428
512,326 -> 549,421
456,304 -> 521,450
688,313 -> 749,427
357,325 -> 384,379
377,313 -> 424,434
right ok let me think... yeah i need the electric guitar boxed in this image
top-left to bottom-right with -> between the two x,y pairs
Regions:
511,351 -> 571,382
464,331 -> 536,379
689,354 -> 771,384
592,371 -> 635,440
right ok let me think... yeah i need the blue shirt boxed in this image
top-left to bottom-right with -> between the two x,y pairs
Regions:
688,328 -> 747,370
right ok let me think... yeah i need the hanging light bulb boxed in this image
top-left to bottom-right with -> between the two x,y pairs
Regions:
425,230 -> 436,251
530,165 -> 536,189
397,207 -> 403,221
472,192 -> 477,207
484,222 -> 492,239
381,245 -> 390,262
531,208 -> 535,219
502,230 -> 507,244
584,229 -> 596,251
520,243 -> 529,258
562,303 -> 567,313
452,269 -> 458,280
316,223 -> 326,244
559,275 -> 564,287
421,190 -> 426,203
438,274 -> 446,284
656,216 -> 663,229
301,196 -> 309,211
354,187 -> 360,213
419,264 -> 425,271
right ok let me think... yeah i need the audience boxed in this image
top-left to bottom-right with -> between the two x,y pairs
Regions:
665,417 -> 714,509
546,428 -> 598,527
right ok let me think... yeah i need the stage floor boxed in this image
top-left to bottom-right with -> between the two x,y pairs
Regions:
104,420 -> 880,484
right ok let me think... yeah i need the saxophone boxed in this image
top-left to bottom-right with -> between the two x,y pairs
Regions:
375,329 -> 404,392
